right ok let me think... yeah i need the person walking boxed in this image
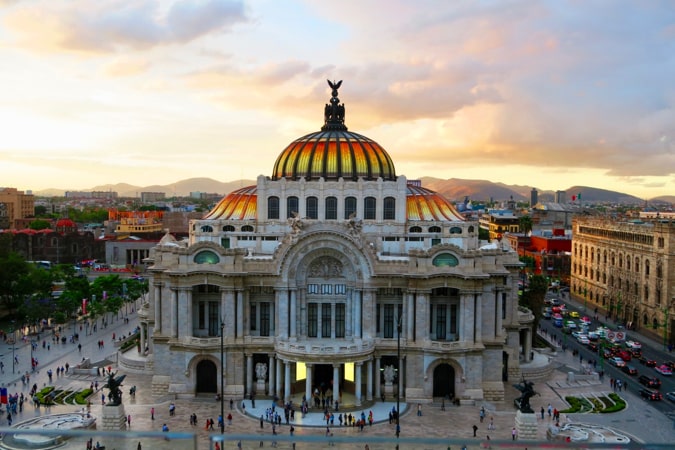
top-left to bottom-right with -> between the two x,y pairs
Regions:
151,407 -> 155,420
512,427 -> 517,440
473,424 -> 478,437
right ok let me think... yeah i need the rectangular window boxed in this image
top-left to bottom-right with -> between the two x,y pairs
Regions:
364,196 -> 376,220
383,197 -> 396,220
322,303 -> 331,338
308,303 -> 318,337
431,238 -> 441,246
436,304 -> 447,339
287,196 -> 299,219
450,304 -> 457,334
321,284 -> 332,294
383,304 -> 394,338
308,284 -> 319,294
260,302 -> 270,336
335,284 -> 346,295
325,197 -> 337,220
250,303 -> 257,331
267,196 -> 280,220
208,302 -> 219,336
198,303 -> 205,329
306,196 -> 318,219
344,197 -> 357,219
335,304 -> 345,338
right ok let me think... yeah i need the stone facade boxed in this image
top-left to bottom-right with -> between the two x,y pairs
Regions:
571,217 -> 675,346
144,83 -> 530,404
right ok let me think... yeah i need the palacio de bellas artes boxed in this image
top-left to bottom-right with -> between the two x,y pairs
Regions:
141,80 -> 529,406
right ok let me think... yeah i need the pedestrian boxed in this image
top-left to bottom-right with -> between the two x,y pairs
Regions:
230,399 -> 234,410
512,427 -> 517,440
127,414 -> 131,428
479,406 -> 485,423
540,406 -> 544,419
137,442 -> 141,450
417,403 -> 422,416
473,424 -> 478,437
488,417 -> 494,430
547,403 -> 552,418
151,407 -> 155,420
441,398 -> 445,411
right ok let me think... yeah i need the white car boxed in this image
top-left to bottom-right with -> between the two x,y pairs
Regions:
609,357 -> 626,368
626,340 -> 642,349
576,335 -> 590,345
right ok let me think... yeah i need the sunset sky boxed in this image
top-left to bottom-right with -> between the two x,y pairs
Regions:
1,0 -> 674,199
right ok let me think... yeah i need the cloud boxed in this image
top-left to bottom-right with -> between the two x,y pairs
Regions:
101,57 -> 150,77
3,0 -> 248,54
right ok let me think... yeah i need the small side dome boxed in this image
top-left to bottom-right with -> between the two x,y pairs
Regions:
406,184 -> 465,221
204,185 -> 257,220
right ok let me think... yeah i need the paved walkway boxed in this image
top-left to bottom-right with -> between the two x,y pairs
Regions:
0,305 -> 673,449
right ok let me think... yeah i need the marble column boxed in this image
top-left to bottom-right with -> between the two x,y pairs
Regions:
139,323 -> 145,354
223,290 -> 236,338
333,364 -> 340,404
305,363 -> 313,402
246,354 -> 253,397
186,289 -> 193,338
284,361 -> 291,402
277,290 -> 289,339
406,292 -> 414,341
276,357 -> 283,399
268,355 -> 276,397
178,289 -> 190,338
524,328 -> 532,362
362,290 -> 374,339
171,289 -> 178,338
236,290 -> 244,339
415,292 -> 427,341
354,363 -> 362,406
354,290 -> 362,339
366,359 -> 373,401
375,357 -> 381,400
496,290 -> 503,337
474,293 -> 482,342
153,284 -> 162,334
289,290 -> 297,338
345,289 -> 353,337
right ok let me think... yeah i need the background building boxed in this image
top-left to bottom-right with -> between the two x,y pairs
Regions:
0,187 -> 34,229
142,83 -> 529,405
571,217 -> 675,347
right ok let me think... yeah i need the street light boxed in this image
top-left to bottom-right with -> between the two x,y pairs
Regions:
220,321 -> 225,434
396,315 -> 402,441
10,321 -> 15,374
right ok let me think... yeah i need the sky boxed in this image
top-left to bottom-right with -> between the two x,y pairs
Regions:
1,0 -> 674,200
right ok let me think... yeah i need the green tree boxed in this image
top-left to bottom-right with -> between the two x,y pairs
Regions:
522,274 -> 548,332
28,219 -> 52,230
519,215 -> 533,235
0,253 -> 32,319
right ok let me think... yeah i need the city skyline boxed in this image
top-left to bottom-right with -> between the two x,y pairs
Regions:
1,1 -> 674,199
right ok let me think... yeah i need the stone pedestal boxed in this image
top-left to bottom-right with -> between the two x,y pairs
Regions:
515,410 -> 538,441
101,404 -> 127,430
256,380 -> 266,395
384,382 -> 394,396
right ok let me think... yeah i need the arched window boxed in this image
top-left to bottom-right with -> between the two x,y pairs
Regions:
429,226 -> 441,233
433,253 -> 459,267
468,226 -> 475,233
364,196 -> 376,220
201,225 -> 213,232
645,259 -> 650,276
223,225 -> 235,232
344,197 -> 357,219
449,226 -> 462,234
241,225 -> 254,232
325,196 -> 337,220
306,196 -> 318,219
383,197 -> 396,220
635,257 -> 640,273
267,196 -> 279,220
409,226 -> 422,233
194,250 -> 219,264
287,196 -> 299,219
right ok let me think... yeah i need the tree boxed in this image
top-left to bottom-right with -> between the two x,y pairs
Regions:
28,219 -> 52,230
522,274 -> 548,332
0,253 -> 32,319
519,215 -> 533,235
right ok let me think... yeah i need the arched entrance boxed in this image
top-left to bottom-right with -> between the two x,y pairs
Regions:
432,363 -> 455,398
196,359 -> 217,393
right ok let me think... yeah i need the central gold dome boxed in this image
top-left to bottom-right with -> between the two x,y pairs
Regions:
271,80 -> 396,181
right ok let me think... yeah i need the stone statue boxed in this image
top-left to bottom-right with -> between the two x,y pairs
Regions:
255,362 -> 268,381
383,365 -> 395,384
347,212 -> 363,236
105,372 -> 126,406
288,211 -> 303,234
513,378 -> 538,413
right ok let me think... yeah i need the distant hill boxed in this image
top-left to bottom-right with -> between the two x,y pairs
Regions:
33,177 -> 665,205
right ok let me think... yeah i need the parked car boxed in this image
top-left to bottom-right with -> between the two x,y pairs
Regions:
630,348 -> 642,358
609,357 -> 626,368
654,365 -> 673,376
665,392 -> 675,402
638,375 -> 661,388
639,388 -> 662,401
617,350 -> 632,362
587,343 -> 599,353
639,357 -> 657,367
625,340 -> 642,349
576,335 -> 590,345
621,365 -> 638,376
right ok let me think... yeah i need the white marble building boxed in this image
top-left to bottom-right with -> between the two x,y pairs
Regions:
143,82 -> 530,404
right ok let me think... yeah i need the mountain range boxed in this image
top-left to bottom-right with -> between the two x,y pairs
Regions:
34,177 -> 674,205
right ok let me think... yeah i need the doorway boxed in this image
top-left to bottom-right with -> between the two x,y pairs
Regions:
432,363 -> 455,398
196,359 -> 217,393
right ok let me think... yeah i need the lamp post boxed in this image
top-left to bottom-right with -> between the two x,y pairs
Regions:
220,321 -> 225,434
10,321 -> 15,374
396,315 -> 402,442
